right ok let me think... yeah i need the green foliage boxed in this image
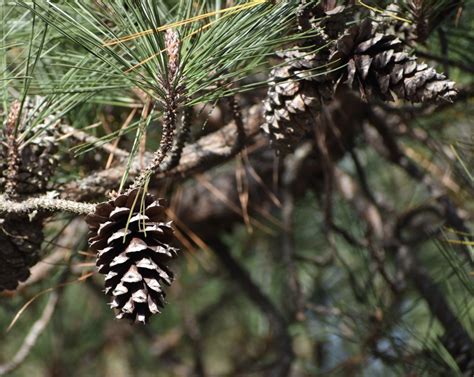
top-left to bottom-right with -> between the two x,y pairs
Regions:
0,0 -> 473,376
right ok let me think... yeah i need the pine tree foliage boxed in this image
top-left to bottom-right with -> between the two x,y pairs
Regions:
0,0 -> 473,376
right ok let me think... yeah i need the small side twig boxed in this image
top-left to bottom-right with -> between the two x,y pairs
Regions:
209,238 -> 293,377
282,142 -> 313,319
59,124 -> 129,159
367,107 -> 472,259
349,149 -> 378,207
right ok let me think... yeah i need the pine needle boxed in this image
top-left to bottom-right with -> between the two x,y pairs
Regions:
102,0 -> 269,46
6,272 -> 94,333
358,0 -> 413,23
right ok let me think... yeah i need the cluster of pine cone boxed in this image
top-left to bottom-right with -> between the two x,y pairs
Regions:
262,3 -> 456,154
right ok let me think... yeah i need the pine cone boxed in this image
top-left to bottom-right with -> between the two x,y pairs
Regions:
332,19 -> 457,102
86,189 -> 179,324
0,216 -> 43,291
298,3 -> 351,39
262,50 -> 334,153
0,97 -> 60,195
262,5 -> 353,153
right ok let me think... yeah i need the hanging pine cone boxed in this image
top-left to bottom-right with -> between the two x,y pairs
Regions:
86,189 -> 178,324
262,49 -> 335,153
0,216 -> 43,291
262,5 -> 352,153
331,19 -> 457,102
0,97 -> 60,195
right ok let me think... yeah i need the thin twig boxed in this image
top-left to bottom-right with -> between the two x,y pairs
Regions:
416,50 -> 474,75
334,168 -> 474,373
367,107 -> 472,259
349,149 -> 379,207
209,238 -> 293,377
59,124 -> 129,159
282,142 -> 313,319
227,95 -> 246,154
0,292 -> 59,376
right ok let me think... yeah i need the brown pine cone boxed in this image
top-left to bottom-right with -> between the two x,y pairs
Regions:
86,189 -> 179,324
331,19 -> 457,102
262,50 -> 334,153
0,216 -> 43,291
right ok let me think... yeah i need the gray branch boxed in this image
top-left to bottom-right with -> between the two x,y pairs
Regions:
0,194 -> 95,216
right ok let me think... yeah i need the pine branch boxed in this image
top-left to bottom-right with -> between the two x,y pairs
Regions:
162,106 -> 192,171
0,194 -> 95,215
209,238 -> 294,377
130,29 -> 182,190
59,124 -> 129,159
334,168 -> 474,374
65,104 -> 263,201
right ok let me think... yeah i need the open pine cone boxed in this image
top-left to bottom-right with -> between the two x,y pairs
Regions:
262,4 -> 348,153
86,189 -> 178,324
331,19 -> 457,102
262,49 -> 334,153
